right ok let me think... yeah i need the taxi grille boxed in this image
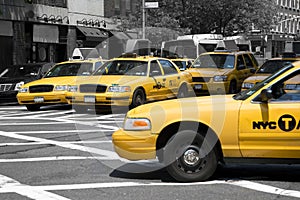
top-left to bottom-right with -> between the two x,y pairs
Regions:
192,77 -> 211,82
80,84 -> 107,93
0,84 -> 13,92
29,85 -> 54,93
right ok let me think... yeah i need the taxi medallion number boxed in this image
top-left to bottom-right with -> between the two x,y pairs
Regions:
34,97 -> 44,103
84,96 -> 96,103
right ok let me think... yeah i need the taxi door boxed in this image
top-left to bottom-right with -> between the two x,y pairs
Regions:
158,59 -> 181,98
235,55 -> 249,86
148,60 -> 169,100
239,70 -> 300,158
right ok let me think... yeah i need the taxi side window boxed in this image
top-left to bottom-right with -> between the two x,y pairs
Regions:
236,55 -> 245,70
150,61 -> 162,76
243,54 -> 254,69
94,61 -> 103,71
159,60 -> 178,75
254,70 -> 300,102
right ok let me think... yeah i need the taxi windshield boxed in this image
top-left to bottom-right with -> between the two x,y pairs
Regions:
44,63 -> 93,77
257,60 -> 293,74
233,65 -> 294,100
93,60 -> 148,76
192,54 -> 235,69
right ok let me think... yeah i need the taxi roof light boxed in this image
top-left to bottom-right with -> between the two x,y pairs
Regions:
119,53 -> 138,58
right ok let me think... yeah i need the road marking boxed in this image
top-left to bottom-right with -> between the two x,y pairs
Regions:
0,131 -> 123,160
11,129 -> 113,134
0,179 -> 299,199
0,174 -> 71,200
0,122 -> 75,126
0,156 -> 111,163
0,140 -> 111,147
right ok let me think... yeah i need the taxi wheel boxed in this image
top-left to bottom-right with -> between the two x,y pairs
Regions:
177,85 -> 188,98
25,105 -> 40,111
228,80 -> 237,94
130,89 -> 146,109
164,130 -> 218,182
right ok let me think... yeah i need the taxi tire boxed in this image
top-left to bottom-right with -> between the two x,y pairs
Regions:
164,130 -> 218,182
130,89 -> 146,109
228,80 -> 237,94
177,85 -> 188,98
25,105 -> 40,111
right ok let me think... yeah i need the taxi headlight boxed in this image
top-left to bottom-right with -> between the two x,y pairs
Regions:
124,118 -> 151,131
15,81 -> 24,91
242,82 -> 254,89
213,75 -> 227,82
54,85 -> 68,91
68,85 -> 78,92
108,86 -> 131,93
19,87 -> 29,93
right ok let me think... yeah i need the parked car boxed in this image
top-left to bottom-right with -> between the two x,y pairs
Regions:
112,63 -> 300,182
242,55 -> 300,90
0,62 -> 55,104
66,54 -> 193,112
17,59 -> 103,111
186,50 -> 258,95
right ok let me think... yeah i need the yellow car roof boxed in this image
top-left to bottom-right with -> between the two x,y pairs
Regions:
58,59 -> 103,65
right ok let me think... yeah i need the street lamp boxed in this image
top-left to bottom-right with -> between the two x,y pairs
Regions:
142,1 -> 159,39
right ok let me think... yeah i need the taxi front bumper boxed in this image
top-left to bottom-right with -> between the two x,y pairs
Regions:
112,129 -> 158,160
17,92 -> 68,105
67,92 -> 131,106
192,81 -> 230,94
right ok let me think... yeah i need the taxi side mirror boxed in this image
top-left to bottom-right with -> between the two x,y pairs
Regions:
250,68 -> 256,73
260,89 -> 273,102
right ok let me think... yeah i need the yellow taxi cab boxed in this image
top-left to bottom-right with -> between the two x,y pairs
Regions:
168,57 -> 194,71
187,50 -> 258,95
17,59 -> 104,111
66,54 -> 192,112
112,61 -> 300,182
242,54 -> 300,90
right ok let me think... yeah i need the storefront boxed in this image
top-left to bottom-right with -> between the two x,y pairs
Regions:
0,21 -> 13,71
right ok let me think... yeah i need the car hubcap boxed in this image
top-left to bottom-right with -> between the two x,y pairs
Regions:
183,149 -> 200,166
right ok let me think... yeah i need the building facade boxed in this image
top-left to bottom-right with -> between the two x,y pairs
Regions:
0,0 -> 138,72
248,0 -> 300,59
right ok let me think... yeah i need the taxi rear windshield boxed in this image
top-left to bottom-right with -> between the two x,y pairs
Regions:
45,63 -> 93,77
192,54 -> 235,69
93,60 -> 148,76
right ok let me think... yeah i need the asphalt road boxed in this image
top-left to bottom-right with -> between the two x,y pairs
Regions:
0,104 -> 299,200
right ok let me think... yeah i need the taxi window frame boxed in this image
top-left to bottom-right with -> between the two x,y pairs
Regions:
251,68 -> 300,103
233,65 -> 294,101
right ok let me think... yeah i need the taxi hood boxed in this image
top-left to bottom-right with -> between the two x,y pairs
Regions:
188,68 -> 232,77
24,76 -> 81,86
75,75 -> 149,86
243,74 -> 270,83
126,95 -> 241,134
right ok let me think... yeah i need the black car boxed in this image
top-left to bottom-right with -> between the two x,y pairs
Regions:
0,62 -> 55,104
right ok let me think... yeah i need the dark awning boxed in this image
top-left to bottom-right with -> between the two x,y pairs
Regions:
77,27 -> 108,42
111,31 -> 131,40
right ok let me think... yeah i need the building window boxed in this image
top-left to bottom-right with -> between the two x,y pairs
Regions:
31,0 -> 67,8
